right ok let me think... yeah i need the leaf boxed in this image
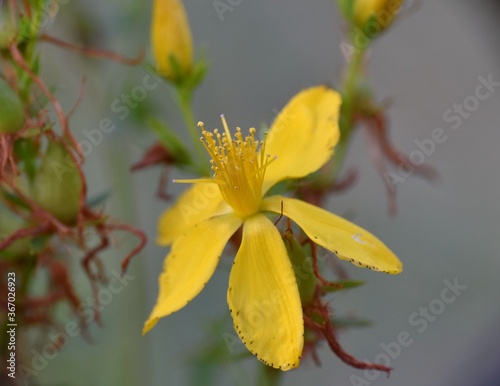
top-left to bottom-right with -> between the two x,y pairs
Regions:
1,190 -> 29,210
86,191 -> 111,208
13,139 -> 38,181
282,229 -> 316,303
30,235 -> 51,253
148,118 -> 192,167
323,280 -> 365,293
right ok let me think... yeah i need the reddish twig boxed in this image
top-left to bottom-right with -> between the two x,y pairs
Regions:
305,239 -> 343,289
364,124 -> 398,216
40,34 -> 145,66
95,223 -> 149,275
9,45 -> 82,159
0,224 -> 51,251
303,291 -> 392,374
368,113 -> 439,182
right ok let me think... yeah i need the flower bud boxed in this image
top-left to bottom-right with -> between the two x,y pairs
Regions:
0,78 -> 25,134
355,0 -> 401,29
338,0 -> 402,38
151,0 -> 193,81
32,141 -> 83,225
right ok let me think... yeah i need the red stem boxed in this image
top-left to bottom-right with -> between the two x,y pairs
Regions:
40,34 -> 145,66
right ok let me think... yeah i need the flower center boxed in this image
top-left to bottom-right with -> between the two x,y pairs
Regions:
199,116 -> 272,218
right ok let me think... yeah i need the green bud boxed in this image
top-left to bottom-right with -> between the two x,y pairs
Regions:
0,78 -> 25,134
32,141 -> 83,225
337,0 -> 402,42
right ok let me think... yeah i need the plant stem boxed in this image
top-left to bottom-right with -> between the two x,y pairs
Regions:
176,87 -> 210,176
258,364 -> 282,386
330,43 -> 366,182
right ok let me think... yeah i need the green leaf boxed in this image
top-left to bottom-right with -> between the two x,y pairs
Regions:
13,138 -> 38,181
86,191 -> 111,208
29,235 -> 51,253
323,280 -> 365,293
1,190 -> 29,210
187,57 -> 209,90
336,0 -> 355,21
148,118 -> 192,167
283,229 -> 316,303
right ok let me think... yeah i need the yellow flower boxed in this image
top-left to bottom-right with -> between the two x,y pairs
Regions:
151,0 -> 193,80
143,86 -> 402,370
353,0 -> 402,31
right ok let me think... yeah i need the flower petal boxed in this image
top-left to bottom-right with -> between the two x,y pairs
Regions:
144,213 -> 242,334
228,214 -> 303,371
262,86 -> 341,193
157,182 -> 230,245
261,196 -> 403,274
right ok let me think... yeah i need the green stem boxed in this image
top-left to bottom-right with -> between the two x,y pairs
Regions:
176,87 -> 210,176
257,364 -> 282,386
329,43 -> 367,183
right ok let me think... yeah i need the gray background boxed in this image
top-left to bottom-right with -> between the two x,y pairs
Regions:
32,0 -> 500,385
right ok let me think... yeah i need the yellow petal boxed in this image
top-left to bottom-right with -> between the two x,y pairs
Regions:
144,213 -> 242,334
262,86 -> 341,193
228,214 -> 303,371
157,183 -> 230,246
261,196 -> 403,274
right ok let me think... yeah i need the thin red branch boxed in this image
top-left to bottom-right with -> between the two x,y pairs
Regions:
0,224 -> 51,251
9,45 -> 82,159
303,291 -> 392,374
364,124 -> 398,216
106,224 -> 147,275
307,239 -> 343,289
40,34 -> 145,66
22,0 -> 31,18
67,77 -> 87,120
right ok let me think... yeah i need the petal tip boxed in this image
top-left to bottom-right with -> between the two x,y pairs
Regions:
142,317 -> 159,335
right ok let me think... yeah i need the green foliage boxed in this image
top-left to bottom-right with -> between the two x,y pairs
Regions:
336,0 -> 355,20
323,279 -> 365,293
283,229 -> 317,303
148,118 -> 193,168
0,78 -> 25,133
14,138 -> 39,181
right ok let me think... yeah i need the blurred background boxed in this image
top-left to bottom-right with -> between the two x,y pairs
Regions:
32,0 -> 500,385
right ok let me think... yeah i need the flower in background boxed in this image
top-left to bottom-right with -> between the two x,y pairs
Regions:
143,86 -> 402,370
338,0 -> 402,38
355,0 -> 402,29
151,0 -> 193,80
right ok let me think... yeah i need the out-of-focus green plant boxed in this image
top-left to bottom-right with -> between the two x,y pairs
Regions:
0,2 -> 147,381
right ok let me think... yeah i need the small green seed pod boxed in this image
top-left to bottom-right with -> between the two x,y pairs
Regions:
0,78 -> 25,134
32,141 -> 83,225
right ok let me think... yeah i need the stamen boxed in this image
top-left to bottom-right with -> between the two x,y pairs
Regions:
184,118 -> 274,218
221,114 -> 232,145
173,178 -> 217,184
